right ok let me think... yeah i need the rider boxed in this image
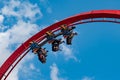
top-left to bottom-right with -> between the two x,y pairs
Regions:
29,41 -> 47,63
60,24 -> 76,38
39,48 -> 48,57
60,24 -> 71,38
60,24 -> 77,44
46,31 -> 64,51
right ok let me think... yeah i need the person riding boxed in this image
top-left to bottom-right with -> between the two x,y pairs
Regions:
39,48 -> 48,57
60,24 -> 76,38
52,39 -> 64,51
60,24 -> 77,45
60,24 -> 71,37
29,41 -> 47,63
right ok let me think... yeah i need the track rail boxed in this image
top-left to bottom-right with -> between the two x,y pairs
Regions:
1,10 -> 120,80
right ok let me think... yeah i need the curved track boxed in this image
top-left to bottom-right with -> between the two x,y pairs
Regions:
1,10 -> 120,80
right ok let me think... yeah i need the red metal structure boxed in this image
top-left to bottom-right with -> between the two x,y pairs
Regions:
1,10 -> 120,80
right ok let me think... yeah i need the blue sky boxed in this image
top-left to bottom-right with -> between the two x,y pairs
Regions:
0,0 -> 120,80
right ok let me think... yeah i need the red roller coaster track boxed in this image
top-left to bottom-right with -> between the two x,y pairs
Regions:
1,10 -> 120,80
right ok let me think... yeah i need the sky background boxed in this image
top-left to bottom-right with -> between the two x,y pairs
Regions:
0,0 -> 120,80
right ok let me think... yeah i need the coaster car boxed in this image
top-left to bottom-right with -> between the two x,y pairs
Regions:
60,24 -> 77,45
29,41 -> 40,54
46,31 -> 56,43
60,24 -> 76,37
29,41 -> 48,63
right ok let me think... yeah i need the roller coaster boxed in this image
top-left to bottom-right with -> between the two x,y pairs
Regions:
1,10 -> 120,80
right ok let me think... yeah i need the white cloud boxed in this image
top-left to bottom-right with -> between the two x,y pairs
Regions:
0,0 -> 42,80
81,76 -> 95,80
50,63 -> 66,80
9,20 -> 39,44
0,20 -> 39,65
0,15 -> 4,23
0,32 -> 11,65
29,63 -> 40,72
19,2 -> 42,21
30,63 -> 35,70
2,0 -> 42,21
61,44 -> 79,62
1,0 -> 20,17
17,61 -> 41,79
50,63 -> 59,80
39,0 -> 52,14
0,20 -> 39,80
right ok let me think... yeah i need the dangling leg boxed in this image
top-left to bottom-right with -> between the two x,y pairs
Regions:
66,37 -> 72,45
41,54 -> 46,63
41,48 -> 48,57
